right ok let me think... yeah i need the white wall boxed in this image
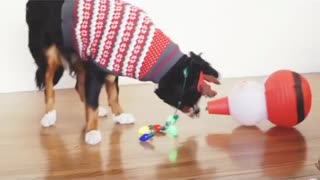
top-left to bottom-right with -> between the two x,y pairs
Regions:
0,0 -> 319,93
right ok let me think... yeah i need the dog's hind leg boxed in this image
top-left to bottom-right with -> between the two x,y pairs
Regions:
73,59 -> 108,117
73,60 -> 86,102
76,73 -> 108,117
105,75 -> 135,124
41,45 -> 63,127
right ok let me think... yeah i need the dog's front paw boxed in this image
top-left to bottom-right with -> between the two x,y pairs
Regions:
98,106 -> 108,117
41,110 -> 57,127
85,130 -> 102,145
113,113 -> 135,124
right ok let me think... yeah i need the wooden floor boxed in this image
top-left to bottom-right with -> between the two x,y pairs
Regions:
1,74 -> 320,180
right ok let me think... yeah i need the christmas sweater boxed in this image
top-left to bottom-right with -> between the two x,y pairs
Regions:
62,0 -> 184,83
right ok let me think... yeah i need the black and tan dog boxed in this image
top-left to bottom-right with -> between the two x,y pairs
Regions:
25,0 -> 221,145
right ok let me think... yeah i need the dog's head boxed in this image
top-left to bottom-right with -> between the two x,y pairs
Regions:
155,52 -> 220,117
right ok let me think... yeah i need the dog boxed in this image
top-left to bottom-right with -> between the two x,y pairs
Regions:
25,0 -> 221,145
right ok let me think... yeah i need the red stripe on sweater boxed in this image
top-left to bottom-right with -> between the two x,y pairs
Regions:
98,1 -> 125,68
79,0 -> 95,59
126,16 -> 152,78
113,6 -> 141,74
90,0 -> 109,59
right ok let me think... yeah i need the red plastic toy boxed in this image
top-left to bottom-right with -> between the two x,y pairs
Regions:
207,70 -> 312,128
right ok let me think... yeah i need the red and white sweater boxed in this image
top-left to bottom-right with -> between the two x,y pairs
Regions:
62,0 -> 184,82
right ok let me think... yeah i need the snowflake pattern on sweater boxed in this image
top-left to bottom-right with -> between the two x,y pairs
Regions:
63,0 -> 184,82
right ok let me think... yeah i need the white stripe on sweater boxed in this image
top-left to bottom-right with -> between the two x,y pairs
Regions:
95,0 -> 116,64
135,24 -> 156,78
75,0 -> 85,57
107,3 -> 131,71
121,11 -> 145,76
86,0 -> 100,56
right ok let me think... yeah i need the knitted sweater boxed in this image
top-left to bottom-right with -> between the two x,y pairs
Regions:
62,0 -> 184,83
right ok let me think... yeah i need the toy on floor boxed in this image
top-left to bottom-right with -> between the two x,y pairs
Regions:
207,70 -> 312,127
139,115 -> 179,142
139,67 -> 191,142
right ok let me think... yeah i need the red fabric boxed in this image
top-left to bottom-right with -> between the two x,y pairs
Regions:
79,0 -> 95,59
112,7 -> 141,74
90,0 -> 109,60
99,2 -> 125,68
72,0 -> 181,81
126,16 -> 152,77
139,30 -> 171,78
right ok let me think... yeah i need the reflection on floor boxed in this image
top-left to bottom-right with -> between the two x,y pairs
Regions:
0,73 -> 320,179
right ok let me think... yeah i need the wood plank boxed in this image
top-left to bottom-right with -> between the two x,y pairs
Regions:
0,73 -> 319,179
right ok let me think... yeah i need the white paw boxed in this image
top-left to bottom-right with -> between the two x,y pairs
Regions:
41,110 -> 57,127
98,106 -> 108,117
113,113 -> 135,124
85,130 -> 102,145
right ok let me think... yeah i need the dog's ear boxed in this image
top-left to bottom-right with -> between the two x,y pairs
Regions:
189,51 -> 220,78
189,51 -> 198,58
189,51 -> 220,97
203,74 -> 220,84
201,64 -> 220,79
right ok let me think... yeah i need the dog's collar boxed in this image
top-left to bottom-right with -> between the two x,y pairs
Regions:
176,67 -> 189,109
161,67 -> 188,132
176,67 -> 204,110
162,67 -> 202,131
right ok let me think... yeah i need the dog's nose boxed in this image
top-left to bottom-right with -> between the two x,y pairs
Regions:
187,105 -> 200,118
193,105 -> 200,114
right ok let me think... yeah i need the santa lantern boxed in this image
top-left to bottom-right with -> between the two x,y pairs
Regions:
207,70 -> 312,127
